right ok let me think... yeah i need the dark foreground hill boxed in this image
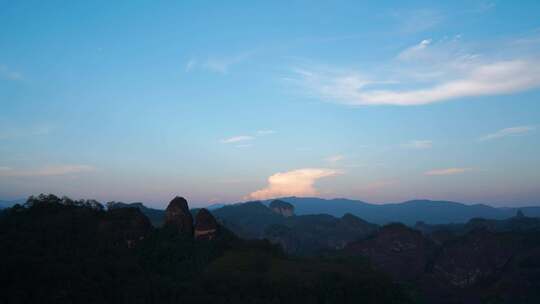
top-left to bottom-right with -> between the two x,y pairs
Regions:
346,219 -> 540,303
106,201 -> 166,227
0,194 -> 411,304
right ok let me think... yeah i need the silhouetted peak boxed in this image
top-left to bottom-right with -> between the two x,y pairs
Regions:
164,196 -> 193,236
516,209 -> 525,218
194,208 -> 218,240
168,196 -> 189,212
269,199 -> 294,217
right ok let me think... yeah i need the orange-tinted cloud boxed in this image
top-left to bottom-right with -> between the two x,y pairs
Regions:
246,168 -> 341,200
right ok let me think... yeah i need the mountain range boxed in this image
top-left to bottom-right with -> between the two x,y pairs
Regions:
0,199 -> 25,209
100,197 -> 540,226
4,194 -> 540,303
266,197 -> 540,225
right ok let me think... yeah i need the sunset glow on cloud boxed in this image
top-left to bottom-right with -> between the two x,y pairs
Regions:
246,168 -> 341,200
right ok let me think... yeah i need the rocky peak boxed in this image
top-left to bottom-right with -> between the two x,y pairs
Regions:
194,208 -> 218,240
269,200 -> 294,217
164,196 -> 194,236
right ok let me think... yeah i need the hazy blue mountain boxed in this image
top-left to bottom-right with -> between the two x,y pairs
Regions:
268,197 -> 540,225
206,203 -> 227,210
0,199 -> 25,209
83,197 -> 540,227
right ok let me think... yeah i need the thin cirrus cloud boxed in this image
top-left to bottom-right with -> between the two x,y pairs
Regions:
185,52 -> 251,74
246,168 -> 341,200
425,167 -> 472,176
479,125 -> 535,141
325,154 -> 344,163
220,135 -> 254,144
291,34 -> 540,106
220,130 -> 275,146
403,140 -> 433,149
0,165 -> 96,177
256,130 -> 276,136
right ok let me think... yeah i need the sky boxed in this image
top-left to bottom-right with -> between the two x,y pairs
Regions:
1,0 -> 540,208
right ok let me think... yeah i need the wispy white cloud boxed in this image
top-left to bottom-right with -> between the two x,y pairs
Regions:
425,167 -> 472,176
291,34 -> 540,106
185,59 -> 197,72
256,130 -> 275,136
221,129 -> 275,146
220,135 -> 254,144
187,53 -> 251,74
0,65 -> 22,81
325,154 -> 344,163
0,165 -> 96,177
403,140 -> 433,149
397,39 -> 432,61
479,125 -> 535,141
246,168 -> 341,200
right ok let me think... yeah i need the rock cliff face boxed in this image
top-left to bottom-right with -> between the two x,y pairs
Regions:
164,196 -> 194,236
346,223 -> 434,281
194,208 -> 218,240
346,222 -> 540,303
269,200 -> 295,217
431,229 -> 517,288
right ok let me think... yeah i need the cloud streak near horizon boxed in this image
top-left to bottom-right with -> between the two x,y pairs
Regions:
0,165 -> 96,177
425,167 -> 472,176
480,126 -> 535,141
403,140 -> 433,149
220,135 -> 254,144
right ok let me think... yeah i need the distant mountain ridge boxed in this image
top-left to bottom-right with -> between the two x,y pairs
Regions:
266,197 -> 540,225
8,196 -> 538,225
0,199 -> 25,209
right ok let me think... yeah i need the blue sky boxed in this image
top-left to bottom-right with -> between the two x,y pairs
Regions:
1,0 -> 539,208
